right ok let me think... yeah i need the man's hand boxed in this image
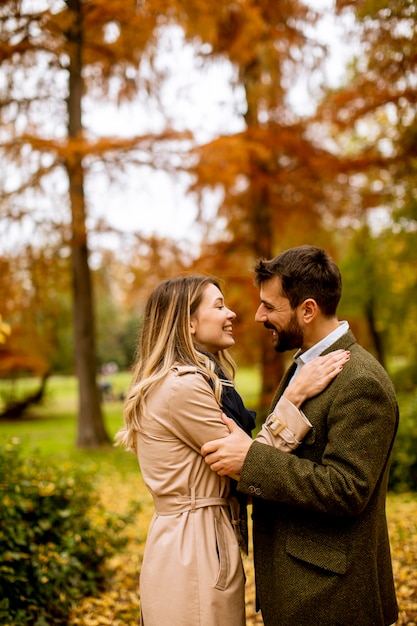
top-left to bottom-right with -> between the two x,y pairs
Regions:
201,414 -> 253,479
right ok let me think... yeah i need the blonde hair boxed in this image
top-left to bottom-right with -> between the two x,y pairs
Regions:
115,275 -> 236,453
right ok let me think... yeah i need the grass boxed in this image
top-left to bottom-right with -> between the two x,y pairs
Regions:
0,372 -> 134,477
0,368 -> 260,474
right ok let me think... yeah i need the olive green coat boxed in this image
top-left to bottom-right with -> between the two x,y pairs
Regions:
239,331 -> 399,626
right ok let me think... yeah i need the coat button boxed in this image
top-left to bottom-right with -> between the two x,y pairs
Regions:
248,485 -> 256,494
254,488 -> 261,496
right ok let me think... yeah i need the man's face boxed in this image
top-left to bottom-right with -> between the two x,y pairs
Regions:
254,276 -> 304,352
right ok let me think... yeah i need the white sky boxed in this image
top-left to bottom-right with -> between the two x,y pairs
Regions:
84,35 -> 246,247
1,2 -> 357,254
84,36 -> 245,245
84,6 -> 356,248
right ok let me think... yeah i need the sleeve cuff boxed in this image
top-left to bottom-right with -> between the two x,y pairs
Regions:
255,396 -> 312,451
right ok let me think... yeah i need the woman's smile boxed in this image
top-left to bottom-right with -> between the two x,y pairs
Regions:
190,283 -> 236,354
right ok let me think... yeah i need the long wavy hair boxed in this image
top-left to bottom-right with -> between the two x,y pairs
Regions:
115,275 -> 236,453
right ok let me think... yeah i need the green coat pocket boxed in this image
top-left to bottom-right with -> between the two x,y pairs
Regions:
286,534 -> 347,574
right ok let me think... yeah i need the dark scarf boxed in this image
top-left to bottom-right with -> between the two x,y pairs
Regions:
199,351 -> 256,436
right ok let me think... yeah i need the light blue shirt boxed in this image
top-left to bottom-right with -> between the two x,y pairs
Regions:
291,320 -> 350,379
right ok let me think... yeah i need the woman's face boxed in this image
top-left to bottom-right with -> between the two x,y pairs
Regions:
190,283 -> 236,355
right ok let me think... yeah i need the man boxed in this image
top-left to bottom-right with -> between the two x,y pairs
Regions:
202,245 -> 399,626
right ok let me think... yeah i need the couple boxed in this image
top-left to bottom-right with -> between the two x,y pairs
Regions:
116,245 -> 399,626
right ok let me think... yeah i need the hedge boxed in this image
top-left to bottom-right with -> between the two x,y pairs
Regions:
0,440 -> 135,625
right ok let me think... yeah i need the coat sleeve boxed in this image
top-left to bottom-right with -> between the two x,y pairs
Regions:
238,366 -> 399,517
255,396 -> 312,451
165,370 -> 231,454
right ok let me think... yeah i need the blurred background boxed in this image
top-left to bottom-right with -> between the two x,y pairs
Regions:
0,0 -> 416,473
1,2 -> 417,624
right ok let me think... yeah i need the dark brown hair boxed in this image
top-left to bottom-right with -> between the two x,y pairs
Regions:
254,245 -> 342,316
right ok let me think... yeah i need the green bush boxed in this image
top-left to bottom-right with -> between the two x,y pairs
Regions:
389,392 -> 417,492
0,440 -> 134,625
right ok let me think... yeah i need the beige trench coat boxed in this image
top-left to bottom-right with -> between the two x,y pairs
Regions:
136,365 -> 310,626
136,365 -> 246,626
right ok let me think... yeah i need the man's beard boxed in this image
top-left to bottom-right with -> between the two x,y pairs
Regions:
265,313 -> 304,353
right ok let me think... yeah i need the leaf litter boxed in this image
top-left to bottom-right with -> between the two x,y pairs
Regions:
70,476 -> 417,625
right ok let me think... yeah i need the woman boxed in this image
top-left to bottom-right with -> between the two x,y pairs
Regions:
116,276 -> 349,626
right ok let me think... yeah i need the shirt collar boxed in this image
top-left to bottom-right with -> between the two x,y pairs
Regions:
294,320 -> 349,367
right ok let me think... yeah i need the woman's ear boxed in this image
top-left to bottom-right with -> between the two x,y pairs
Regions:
189,319 -> 196,335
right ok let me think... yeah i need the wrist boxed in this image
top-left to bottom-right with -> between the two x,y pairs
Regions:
283,387 -> 305,408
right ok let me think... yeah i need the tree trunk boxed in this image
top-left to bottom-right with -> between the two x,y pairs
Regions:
0,371 -> 51,420
242,63 -> 286,419
250,175 -> 285,418
365,298 -> 385,368
66,0 -> 110,448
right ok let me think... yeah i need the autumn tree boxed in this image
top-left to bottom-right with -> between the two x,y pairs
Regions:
0,247 -> 58,417
315,0 -> 417,370
171,2 -> 348,411
94,235 -> 193,370
0,0 -> 190,446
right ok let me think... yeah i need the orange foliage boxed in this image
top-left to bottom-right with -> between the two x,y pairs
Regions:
0,348 -> 49,377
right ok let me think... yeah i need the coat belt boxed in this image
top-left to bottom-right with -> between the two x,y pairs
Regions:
153,488 -> 230,515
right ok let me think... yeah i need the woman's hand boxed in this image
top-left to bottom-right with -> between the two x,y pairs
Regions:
283,349 -> 350,408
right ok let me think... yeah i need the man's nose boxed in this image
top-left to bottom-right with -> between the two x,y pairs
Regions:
255,305 -> 267,323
